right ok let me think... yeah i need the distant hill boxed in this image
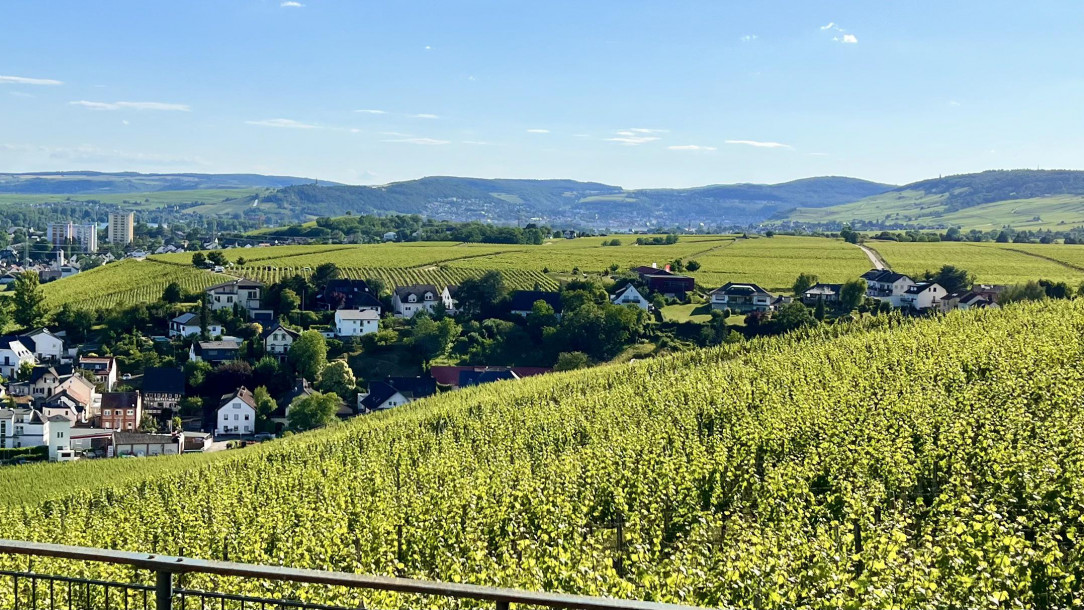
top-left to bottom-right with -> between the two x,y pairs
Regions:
775,170 -> 1084,230
0,171 -> 332,195
262,175 -> 893,227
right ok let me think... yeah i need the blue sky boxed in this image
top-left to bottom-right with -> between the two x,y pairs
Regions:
2,1 -> 1083,188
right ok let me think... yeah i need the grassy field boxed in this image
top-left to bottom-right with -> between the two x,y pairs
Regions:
0,188 -> 267,210
868,241 -> 1084,285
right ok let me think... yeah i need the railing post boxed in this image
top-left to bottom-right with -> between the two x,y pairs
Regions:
155,570 -> 174,610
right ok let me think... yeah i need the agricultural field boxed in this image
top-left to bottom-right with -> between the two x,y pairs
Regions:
683,236 -> 872,292
40,260 -> 232,311
232,265 -> 558,292
868,241 -> 1084,285
0,188 -> 266,210
3,301 -> 1084,608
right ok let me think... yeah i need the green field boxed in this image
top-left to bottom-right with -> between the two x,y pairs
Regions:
40,260 -> 234,311
0,188 -> 268,210
868,241 -> 1084,285
3,301 -> 1084,607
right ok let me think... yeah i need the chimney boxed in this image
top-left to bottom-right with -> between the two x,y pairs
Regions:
651,262 -> 657,269
664,264 -> 671,272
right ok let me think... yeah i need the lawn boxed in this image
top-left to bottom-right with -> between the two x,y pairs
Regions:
660,303 -> 714,323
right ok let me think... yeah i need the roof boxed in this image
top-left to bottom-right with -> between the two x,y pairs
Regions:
460,369 -> 519,387
508,290 -> 563,312
197,340 -> 241,350
273,378 -> 314,418
78,356 -> 115,370
384,376 -> 436,399
443,285 -> 459,297
323,279 -> 383,310
207,279 -> 263,292
611,284 -> 644,301
904,282 -> 942,294
959,292 -> 988,304
114,432 -> 179,445
100,392 -> 139,410
394,284 -> 439,300
359,381 -> 402,411
861,269 -> 912,284
633,265 -> 675,277
710,282 -> 771,296
429,366 -> 551,387
46,375 -> 95,407
142,367 -> 185,395
219,387 -> 257,410
172,312 -> 198,325
26,327 -> 59,339
803,283 -> 843,295
335,309 -> 379,320
261,323 -> 300,341
27,365 -> 63,384
0,335 -> 31,352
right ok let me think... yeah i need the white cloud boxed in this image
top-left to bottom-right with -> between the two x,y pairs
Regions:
526,129 -> 550,134
383,137 -> 449,145
411,113 -> 439,119
822,22 -> 858,43
668,145 -> 716,152
355,109 -> 386,114
424,45 -> 432,50
627,128 -> 668,134
607,136 -> 660,146
0,75 -> 62,86
820,22 -> 836,30
70,100 -> 191,111
245,118 -> 321,129
740,34 -> 758,42
280,1 -> 304,7
725,139 -> 792,149
839,34 -> 858,44
572,133 -> 591,138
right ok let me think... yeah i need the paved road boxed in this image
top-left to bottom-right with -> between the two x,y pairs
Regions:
856,243 -> 889,270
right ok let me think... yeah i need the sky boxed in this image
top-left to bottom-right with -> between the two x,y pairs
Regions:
1,0 -> 1083,189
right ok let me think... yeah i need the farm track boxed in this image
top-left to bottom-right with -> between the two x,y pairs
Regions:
857,243 -> 890,270
985,244 -> 1084,274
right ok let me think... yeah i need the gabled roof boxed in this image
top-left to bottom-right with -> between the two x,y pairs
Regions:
442,285 -> 459,297
394,284 -> 439,300
384,376 -> 436,399
335,309 -> 379,320
78,356 -> 115,371
25,327 -> 60,340
861,269 -> 912,284
611,283 -> 645,301
100,392 -> 139,410
260,323 -> 300,341
460,369 -> 520,387
508,290 -> 562,312
710,282 -> 771,296
360,381 -> 402,411
142,367 -> 185,395
904,282 -> 942,294
959,292 -> 988,304
196,340 -> 241,351
803,283 -> 843,295
207,278 -> 264,291
633,265 -> 675,277
172,312 -> 198,325
27,365 -> 69,385
219,386 -> 257,410
323,280 -> 383,310
0,335 -> 32,353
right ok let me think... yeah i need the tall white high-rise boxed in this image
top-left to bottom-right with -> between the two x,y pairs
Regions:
108,212 -> 134,245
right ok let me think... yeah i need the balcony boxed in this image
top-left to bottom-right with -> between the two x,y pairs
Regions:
0,539 -> 689,610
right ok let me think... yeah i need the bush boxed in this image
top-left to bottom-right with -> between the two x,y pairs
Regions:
0,446 -> 48,462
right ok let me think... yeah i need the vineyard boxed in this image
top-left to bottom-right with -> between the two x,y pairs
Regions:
4,300 -> 1084,608
230,265 -> 559,292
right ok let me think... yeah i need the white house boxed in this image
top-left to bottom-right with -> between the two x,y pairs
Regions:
610,284 -> 650,311
383,231 -> 398,242
708,283 -> 775,313
440,285 -> 459,314
861,270 -> 916,307
19,328 -> 65,363
169,313 -> 201,337
217,387 -> 257,436
8,365 -> 67,400
899,282 -> 945,311
206,279 -> 263,311
334,309 -> 379,337
0,407 -> 48,449
392,284 -> 439,318
78,356 -> 117,391
47,416 -> 75,461
0,336 -> 36,379
261,323 -> 300,361
357,381 -> 408,412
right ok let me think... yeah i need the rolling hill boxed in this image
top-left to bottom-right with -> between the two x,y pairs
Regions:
775,169 -> 1084,230
0,171 -> 331,195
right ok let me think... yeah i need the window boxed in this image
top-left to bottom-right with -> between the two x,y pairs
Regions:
244,414 -> 250,421
104,410 -> 112,416
127,409 -> 134,416
234,414 -> 239,420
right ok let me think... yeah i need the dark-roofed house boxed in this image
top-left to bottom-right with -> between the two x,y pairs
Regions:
429,365 -> 551,388
801,283 -> 843,305
99,392 -> 141,431
460,368 -> 520,387
261,323 -> 300,362
610,284 -> 650,310
78,355 -> 117,391
900,282 -> 945,311
509,290 -> 563,317
392,284 -> 440,318
709,283 -> 775,313
322,279 -> 383,313
861,269 -> 916,307
8,364 -> 71,400
19,328 -> 64,363
206,279 -> 263,311
169,312 -> 201,338
357,376 -> 437,413
0,335 -> 36,379
190,340 -> 241,364
142,367 -> 185,415
271,378 -> 315,432
633,265 -> 696,297
217,387 -> 257,435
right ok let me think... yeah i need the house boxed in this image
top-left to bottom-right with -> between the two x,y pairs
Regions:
861,270 -> 916,307
271,378 -> 315,432
633,265 -> 696,297
47,416 -> 75,461
460,368 -> 520,387
99,392 -> 142,431
169,313 -> 201,338
206,279 -> 263,311
610,284 -> 650,310
357,376 -> 436,413
509,290 -> 563,317
957,292 -> 994,310
429,366 -> 551,388
141,367 -> 185,416
0,335 -> 36,379
8,365 -> 70,401
78,356 -> 117,391
190,340 -> 241,364
383,231 -> 398,242
0,407 -> 48,449
41,374 -> 98,423
392,284 -> 440,318
900,282 -> 945,310
321,279 -> 382,313
18,328 -> 64,363
216,387 -> 257,435
334,309 -> 379,337
261,323 -> 299,361
801,283 -> 843,305
440,285 -> 459,314
113,431 -> 183,457
709,283 -> 775,313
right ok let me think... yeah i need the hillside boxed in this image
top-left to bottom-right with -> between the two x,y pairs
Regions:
0,171 -> 330,195
259,176 -> 894,227
3,300 -> 1084,607
776,169 -> 1084,230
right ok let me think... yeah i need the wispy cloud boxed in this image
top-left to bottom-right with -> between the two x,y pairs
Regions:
1,143 -> 207,166
725,139 -> 792,149
70,100 -> 191,111
280,1 -> 304,7
382,137 -> 449,145
740,34 -> 758,42
668,144 -> 716,152
0,75 -> 63,86
838,34 -> 858,44
625,128 -> 668,134
526,129 -> 550,134
245,118 -> 320,129
355,109 -> 386,114
821,22 -> 858,44
948,100 -> 962,107
820,22 -> 836,30
411,113 -> 439,119
606,128 -> 666,146
608,136 -> 660,146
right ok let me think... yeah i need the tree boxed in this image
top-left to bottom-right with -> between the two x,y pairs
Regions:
772,302 -> 817,333
162,282 -> 182,304
318,360 -> 356,398
999,281 -> 1046,304
554,351 -> 590,371
12,272 -> 46,329
996,230 -> 1011,243
456,271 -> 507,318
207,251 -> 228,266
192,252 -> 206,267
814,298 -> 826,321
170,416 -> 183,432
410,316 -> 461,362
927,265 -> 973,294
278,289 -> 300,317
54,303 -> 93,343
839,227 -> 859,244
287,392 -> 341,432
236,257 -> 246,266
289,330 -> 328,382
311,262 -> 340,291
792,273 -> 819,297
686,260 -> 701,271
179,396 -> 203,416
252,385 -> 278,422
139,414 -> 160,433
526,300 -> 559,338
839,279 -> 867,311
16,360 -> 34,381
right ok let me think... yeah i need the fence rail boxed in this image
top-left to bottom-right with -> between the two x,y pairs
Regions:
0,540 -> 692,610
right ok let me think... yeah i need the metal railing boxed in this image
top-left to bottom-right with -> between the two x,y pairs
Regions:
0,540 -> 693,610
